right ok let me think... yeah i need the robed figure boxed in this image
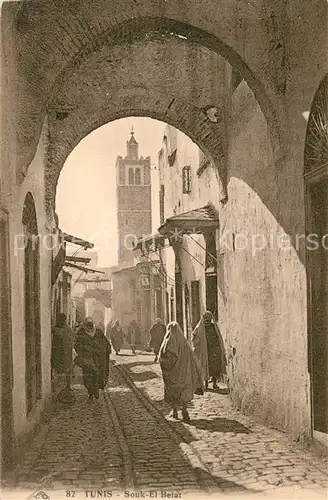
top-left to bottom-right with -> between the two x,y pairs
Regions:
159,322 -> 203,422
110,320 -> 125,355
128,320 -> 141,355
74,317 -> 111,399
192,311 -> 226,390
51,313 -> 75,389
149,318 -> 166,362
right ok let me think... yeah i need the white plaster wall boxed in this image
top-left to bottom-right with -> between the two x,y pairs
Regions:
219,82 -> 310,439
9,120 -> 52,441
158,92 -> 310,438
158,125 -> 221,333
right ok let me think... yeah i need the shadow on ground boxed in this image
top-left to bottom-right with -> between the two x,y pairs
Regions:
207,387 -> 230,395
178,417 -> 251,434
107,378 -> 257,494
117,359 -> 252,436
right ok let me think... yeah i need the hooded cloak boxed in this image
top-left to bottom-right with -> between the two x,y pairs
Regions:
159,322 -> 203,407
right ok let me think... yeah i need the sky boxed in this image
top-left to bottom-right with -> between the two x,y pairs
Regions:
56,117 -> 166,267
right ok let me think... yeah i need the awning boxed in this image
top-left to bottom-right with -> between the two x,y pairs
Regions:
133,232 -> 165,252
62,232 -> 94,249
65,255 -> 91,264
64,262 -> 105,274
158,204 -> 219,238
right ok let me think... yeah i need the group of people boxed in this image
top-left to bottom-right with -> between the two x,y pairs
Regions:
51,311 -> 226,420
107,319 -> 141,355
158,311 -> 226,422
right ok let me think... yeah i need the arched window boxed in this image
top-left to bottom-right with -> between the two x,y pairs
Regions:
128,168 -> 134,185
22,193 -> 42,414
135,168 -> 141,185
119,163 -> 125,185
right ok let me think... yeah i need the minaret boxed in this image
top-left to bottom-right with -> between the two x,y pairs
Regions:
126,127 -> 138,159
115,128 -> 152,265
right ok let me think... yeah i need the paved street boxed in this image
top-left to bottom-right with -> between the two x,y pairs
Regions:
3,351 -> 327,499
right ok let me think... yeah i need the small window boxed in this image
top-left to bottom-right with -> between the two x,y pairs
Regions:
119,164 -> 125,185
144,165 -> 151,185
182,165 -> 192,194
168,149 -> 177,167
128,168 -> 134,185
135,168 -> 141,185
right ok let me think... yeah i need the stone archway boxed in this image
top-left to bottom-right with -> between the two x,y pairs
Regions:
2,0 -> 286,181
45,36 -> 232,218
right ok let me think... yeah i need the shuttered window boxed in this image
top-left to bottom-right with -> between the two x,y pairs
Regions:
182,166 -> 192,194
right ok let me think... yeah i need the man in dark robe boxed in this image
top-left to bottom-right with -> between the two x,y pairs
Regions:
51,313 -> 75,389
128,320 -> 141,355
149,318 -> 166,362
74,317 -> 111,399
110,320 -> 125,355
192,310 -> 226,390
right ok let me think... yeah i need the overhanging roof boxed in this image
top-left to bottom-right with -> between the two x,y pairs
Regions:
62,232 -> 94,249
158,204 -> 219,238
64,262 -> 105,274
65,255 -> 91,263
133,232 -> 165,252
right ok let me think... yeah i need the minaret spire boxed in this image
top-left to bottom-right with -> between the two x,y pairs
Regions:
127,126 -> 138,158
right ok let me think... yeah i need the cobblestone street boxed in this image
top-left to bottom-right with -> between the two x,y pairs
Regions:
3,351 -> 327,499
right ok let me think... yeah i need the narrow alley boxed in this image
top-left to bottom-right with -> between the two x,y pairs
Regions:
4,352 -> 327,499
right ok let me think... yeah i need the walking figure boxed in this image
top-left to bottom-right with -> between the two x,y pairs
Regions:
192,310 -> 226,390
128,320 -> 140,355
110,320 -> 125,355
51,313 -> 75,391
149,318 -> 166,362
159,321 -> 203,422
74,317 -> 111,399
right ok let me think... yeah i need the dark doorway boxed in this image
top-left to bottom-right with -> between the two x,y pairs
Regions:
0,208 -> 14,471
184,284 -> 191,338
205,232 -> 218,319
191,280 -> 201,328
175,272 -> 183,329
155,288 -> 163,319
143,290 -> 151,333
23,193 -> 42,415
308,178 -> 328,433
166,291 -> 170,324
170,287 -> 175,322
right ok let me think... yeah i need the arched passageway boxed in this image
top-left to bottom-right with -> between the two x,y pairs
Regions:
2,0 -> 290,180
2,0 -> 328,465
